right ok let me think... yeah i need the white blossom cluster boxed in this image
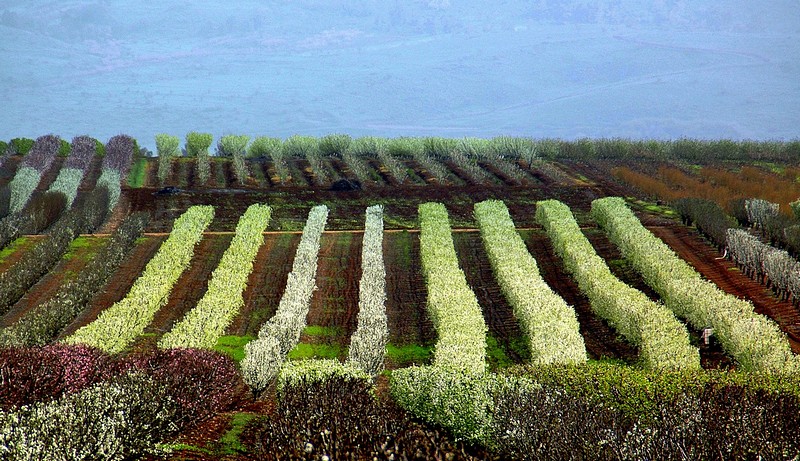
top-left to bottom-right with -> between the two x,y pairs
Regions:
65,205 -> 214,353
241,205 -> 328,394
727,228 -> 800,303
347,205 -> 388,376
7,167 -> 43,214
277,359 -> 369,395
474,199 -> 587,365
537,199 -> 699,370
159,203 -> 272,349
0,373 -> 176,461
592,197 -> 796,373
419,202 -> 487,372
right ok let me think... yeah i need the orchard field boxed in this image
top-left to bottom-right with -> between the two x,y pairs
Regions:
1,135 -> 800,460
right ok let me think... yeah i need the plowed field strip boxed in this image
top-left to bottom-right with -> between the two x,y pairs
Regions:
130,234 -> 233,352
232,232 -> 300,337
584,227 -> 734,370
57,236 -> 166,339
647,224 -> 800,354
0,236 -> 107,328
384,231 -> 434,350
519,229 -> 638,362
452,231 -> 528,366
300,232 -> 362,356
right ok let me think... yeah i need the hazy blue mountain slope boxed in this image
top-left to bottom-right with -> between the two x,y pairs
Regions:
1,1 -> 797,149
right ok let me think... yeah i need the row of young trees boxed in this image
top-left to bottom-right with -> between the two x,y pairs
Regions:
158,204 -> 272,349
7,135 -> 61,214
474,199 -> 586,365
151,133 -> 548,187
0,187 -> 109,319
592,197 -> 797,373
241,205 -> 328,396
536,199 -> 700,370
0,213 -> 148,347
65,206 -> 214,353
391,202 -> 502,444
416,202 -> 487,371
346,205 -> 388,376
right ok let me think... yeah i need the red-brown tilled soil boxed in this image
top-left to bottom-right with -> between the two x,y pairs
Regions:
0,236 -> 107,328
129,233 -> 232,352
230,232 -> 301,337
301,231 -> 362,353
57,235 -> 166,339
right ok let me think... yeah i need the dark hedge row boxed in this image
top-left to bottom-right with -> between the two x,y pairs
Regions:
241,376 -> 496,460
497,364 -> 800,460
21,134 -> 61,172
0,187 -> 108,317
0,345 -> 246,418
63,135 -> 97,171
672,197 -> 737,248
0,213 -> 148,347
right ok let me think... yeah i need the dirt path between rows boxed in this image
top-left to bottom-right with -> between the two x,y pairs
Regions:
301,232 -> 362,357
129,234 -> 232,352
453,231 -> 528,366
0,237 -> 107,328
584,227 -> 734,369
57,236 -> 166,340
230,232 -> 300,337
647,223 -> 800,354
383,231 -> 435,353
521,229 -> 639,363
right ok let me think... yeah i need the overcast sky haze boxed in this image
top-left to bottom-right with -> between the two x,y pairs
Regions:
1,1 -> 798,150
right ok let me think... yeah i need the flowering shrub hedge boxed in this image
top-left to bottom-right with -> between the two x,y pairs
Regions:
241,205 -> 328,395
536,199 -> 699,370
419,202 -> 487,372
347,205 -> 388,375
0,372 -> 178,461
65,205 -> 214,353
0,347 -> 245,461
160,203 -> 271,349
475,199 -> 586,365
0,213 -> 148,347
592,197 -> 796,373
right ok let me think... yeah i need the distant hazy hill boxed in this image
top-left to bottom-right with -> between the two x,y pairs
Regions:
0,1 -> 797,146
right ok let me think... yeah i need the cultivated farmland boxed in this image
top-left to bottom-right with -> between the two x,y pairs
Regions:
1,136 -> 800,460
